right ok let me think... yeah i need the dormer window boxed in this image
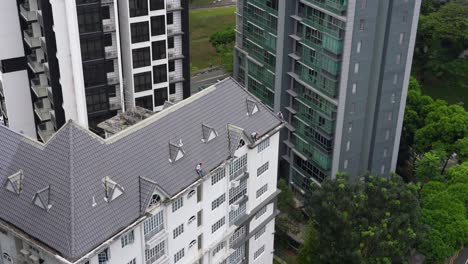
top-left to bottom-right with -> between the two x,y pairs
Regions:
201,124 -> 218,143
169,140 -> 185,163
238,139 -> 245,149
148,193 -> 161,209
3,170 -> 23,195
246,98 -> 259,116
32,186 -> 52,211
227,124 -> 244,157
102,176 -> 124,202
187,189 -> 196,199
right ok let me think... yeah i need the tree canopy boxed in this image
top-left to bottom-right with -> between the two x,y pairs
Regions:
300,174 -> 424,264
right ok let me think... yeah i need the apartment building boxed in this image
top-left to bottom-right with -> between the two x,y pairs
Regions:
0,0 -> 190,140
233,0 -> 421,195
0,78 -> 283,264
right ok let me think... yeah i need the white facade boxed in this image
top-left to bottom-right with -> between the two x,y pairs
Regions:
118,0 -> 186,112
0,132 -> 279,264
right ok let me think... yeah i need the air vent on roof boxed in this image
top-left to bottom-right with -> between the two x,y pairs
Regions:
102,176 -> 124,202
169,140 -> 185,163
201,124 -> 218,143
246,98 -> 259,116
227,124 -> 244,157
3,170 -> 23,195
32,186 -> 52,211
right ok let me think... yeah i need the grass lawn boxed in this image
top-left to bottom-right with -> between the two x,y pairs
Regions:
421,76 -> 468,107
189,6 -> 236,73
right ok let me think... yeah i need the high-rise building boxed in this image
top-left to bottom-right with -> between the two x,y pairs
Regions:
234,0 -> 421,195
0,78 -> 283,264
0,0 -> 190,140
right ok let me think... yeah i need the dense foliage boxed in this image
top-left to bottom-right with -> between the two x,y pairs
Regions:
209,27 -> 235,72
299,174 -> 424,264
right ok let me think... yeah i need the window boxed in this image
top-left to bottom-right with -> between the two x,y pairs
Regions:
212,217 -> 225,233
229,154 -> 247,176
169,61 -> 175,72
174,248 -> 185,263
150,0 -> 164,10
154,88 -> 168,106
266,0 -> 278,10
399,33 -> 405,45
257,162 -> 269,177
354,63 -> 359,74
385,130 -> 390,140
388,112 -> 393,121
86,87 -> 108,113
197,210 -> 202,226
189,240 -> 197,248
134,72 -> 152,93
348,122 -> 353,133
361,0 -> 367,8
352,83 -> 357,94
255,205 -> 267,220
350,103 -> 356,114
169,83 -> 176,94
393,74 -> 399,85
344,159 -> 348,169
256,184 -> 268,199
121,230 -> 134,247
359,19 -> 365,31
152,40 -> 166,60
255,226 -> 266,240
211,193 -> 226,210
135,95 -> 153,110
168,37 -> 174,49
213,241 -> 226,256
167,13 -> 173,24
129,0 -> 148,17
257,138 -> 270,153
173,223 -> 184,239
98,248 -> 110,264
77,6 -> 101,33
131,22 -> 149,44
172,196 -> 183,212
153,64 -> 167,84
145,241 -> 165,263
211,169 -> 226,185
380,165 -> 385,174
127,258 -> 136,264
80,37 -> 103,61
132,47 -> 151,68
188,215 -> 196,224
254,245 -> 265,260
102,6 -> 110,19
148,193 -> 161,208
104,34 -> 112,46
383,148 -> 388,158
391,93 -> 396,103
151,16 -> 165,36
396,54 -> 401,64
188,189 -> 196,199
356,41 -> 361,53
346,141 -> 350,151
143,211 -> 164,236
229,179 -> 247,204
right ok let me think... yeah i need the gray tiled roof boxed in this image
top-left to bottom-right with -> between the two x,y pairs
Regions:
0,78 -> 282,261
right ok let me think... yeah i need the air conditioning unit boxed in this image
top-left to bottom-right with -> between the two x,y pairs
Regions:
167,4 -> 172,9
230,204 -> 239,211
29,254 -> 40,264
19,249 -> 30,258
231,180 -> 240,188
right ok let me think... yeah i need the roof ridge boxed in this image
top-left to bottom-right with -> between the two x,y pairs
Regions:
68,124 -> 76,258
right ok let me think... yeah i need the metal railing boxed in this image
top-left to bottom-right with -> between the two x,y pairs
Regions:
144,224 -> 164,240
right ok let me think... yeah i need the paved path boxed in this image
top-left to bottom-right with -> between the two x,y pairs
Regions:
454,248 -> 468,264
191,67 -> 231,94
190,0 -> 236,10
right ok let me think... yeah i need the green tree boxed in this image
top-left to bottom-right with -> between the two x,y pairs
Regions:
415,150 -> 445,182
303,174 -> 424,263
298,222 -> 318,264
418,162 -> 468,262
209,27 -> 235,72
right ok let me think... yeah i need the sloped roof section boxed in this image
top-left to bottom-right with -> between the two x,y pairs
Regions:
227,124 -> 244,157
246,98 -> 259,116
3,170 -> 23,194
32,186 -> 52,211
201,123 -> 217,143
0,77 -> 282,261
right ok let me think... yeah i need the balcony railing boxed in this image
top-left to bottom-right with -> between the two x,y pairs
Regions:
166,3 -> 182,11
145,250 -> 166,264
37,121 -> 54,142
20,2 -> 38,22
44,62 -> 50,79
103,21 -> 116,32
107,73 -> 119,85
144,224 -> 164,240
34,100 -> 51,121
30,78 -> 47,98
229,165 -> 247,181
105,49 -> 118,59
27,54 -> 44,73
24,29 -> 41,48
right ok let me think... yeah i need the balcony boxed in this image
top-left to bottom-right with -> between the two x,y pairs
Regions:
23,29 -> 41,49
30,78 -> 48,98
27,54 -> 44,73
166,3 -> 182,12
229,165 -> 247,181
105,49 -> 118,59
47,86 -> 53,103
103,21 -> 116,32
40,37 -> 47,53
44,62 -> 50,79
167,27 -> 183,37
107,73 -> 119,85
167,51 -> 184,61
109,96 -> 121,111
168,75 -> 184,84
20,2 -> 38,22
37,121 -> 54,142
34,98 -> 51,122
